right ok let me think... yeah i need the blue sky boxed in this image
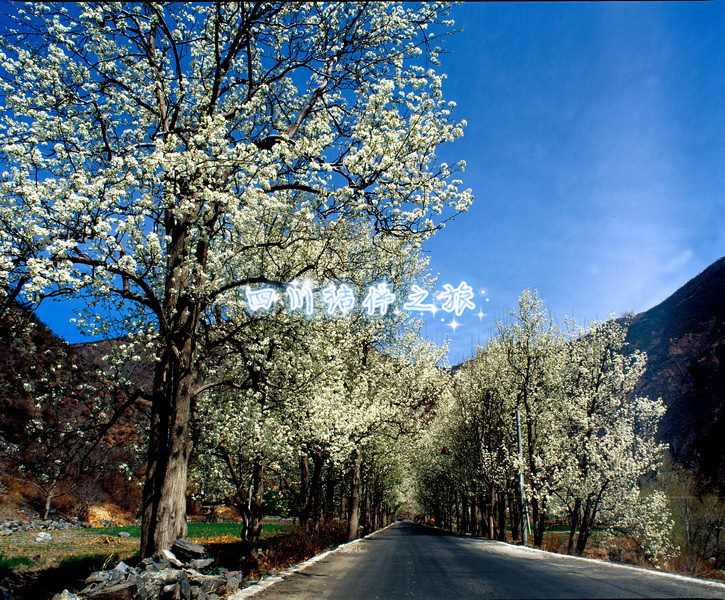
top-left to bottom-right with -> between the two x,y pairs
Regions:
34,2 -> 724,364
418,1 -> 725,363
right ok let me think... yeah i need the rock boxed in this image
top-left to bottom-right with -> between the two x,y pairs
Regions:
35,531 -> 52,542
188,558 -> 213,570
117,531 -> 131,538
87,581 -> 138,599
188,573 -> 225,595
170,538 -> 206,562
155,549 -> 183,568
52,590 -> 81,600
225,572 -> 243,594
178,572 -> 191,599
85,571 -> 115,585
113,561 -> 132,574
159,583 -> 180,600
0,528 -> 12,536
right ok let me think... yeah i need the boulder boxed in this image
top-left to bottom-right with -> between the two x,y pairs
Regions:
170,538 -> 206,562
35,531 -> 52,542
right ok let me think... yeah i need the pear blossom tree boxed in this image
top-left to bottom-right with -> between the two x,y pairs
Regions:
193,312 -> 447,548
0,2 -> 471,554
552,318 -> 669,556
496,289 -> 566,545
414,290 -> 675,563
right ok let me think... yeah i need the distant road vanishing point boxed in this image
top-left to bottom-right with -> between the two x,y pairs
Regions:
234,521 -> 725,600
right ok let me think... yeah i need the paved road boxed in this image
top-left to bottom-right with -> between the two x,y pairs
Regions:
242,521 -> 725,599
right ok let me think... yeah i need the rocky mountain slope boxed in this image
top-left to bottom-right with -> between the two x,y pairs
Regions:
623,257 -> 725,490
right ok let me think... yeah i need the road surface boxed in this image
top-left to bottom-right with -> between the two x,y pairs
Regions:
238,521 -> 725,599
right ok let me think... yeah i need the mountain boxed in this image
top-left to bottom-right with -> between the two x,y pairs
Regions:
0,301 -> 143,520
623,257 -> 725,490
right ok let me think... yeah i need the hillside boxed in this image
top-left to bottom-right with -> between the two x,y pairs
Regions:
623,257 -> 725,490
0,301 -> 143,521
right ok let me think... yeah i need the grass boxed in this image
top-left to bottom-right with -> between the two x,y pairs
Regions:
0,522 -> 298,600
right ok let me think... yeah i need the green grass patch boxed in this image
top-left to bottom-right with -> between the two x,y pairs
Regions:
0,553 -> 33,576
87,522 -> 295,540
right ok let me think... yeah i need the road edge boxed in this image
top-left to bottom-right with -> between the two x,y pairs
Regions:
228,522 -> 396,599
469,537 -> 725,591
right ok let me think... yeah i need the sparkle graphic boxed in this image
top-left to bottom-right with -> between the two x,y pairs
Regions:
362,282 -> 396,316
438,281 -> 476,316
447,318 -> 461,332
321,283 -> 356,315
246,287 -> 278,312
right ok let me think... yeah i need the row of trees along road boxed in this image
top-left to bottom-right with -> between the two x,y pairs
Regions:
0,2 -> 472,556
414,290 -> 678,566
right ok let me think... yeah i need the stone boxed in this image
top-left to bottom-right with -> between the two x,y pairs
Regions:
0,528 -> 12,536
113,561 -> 132,574
178,572 -> 191,600
35,531 -> 52,542
188,574 -> 225,595
52,590 -> 81,600
188,558 -> 214,570
85,571 -> 116,585
225,572 -> 243,594
170,538 -> 206,562
117,531 -> 131,538
88,581 -> 138,599
155,549 -> 183,568
159,583 -> 180,600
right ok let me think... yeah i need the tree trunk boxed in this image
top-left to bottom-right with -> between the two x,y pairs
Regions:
461,494 -> 469,534
298,455 -> 310,528
509,492 -> 521,542
324,467 -> 335,523
141,333 -> 197,557
567,498 -> 581,554
241,461 -> 265,549
347,448 -> 362,541
531,496 -> 546,546
497,491 -> 507,541
307,454 -> 325,531
362,481 -> 371,535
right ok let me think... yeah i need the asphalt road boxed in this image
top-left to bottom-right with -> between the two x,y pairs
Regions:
240,521 -> 725,599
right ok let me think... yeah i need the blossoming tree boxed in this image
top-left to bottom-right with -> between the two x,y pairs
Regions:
0,2 -> 471,554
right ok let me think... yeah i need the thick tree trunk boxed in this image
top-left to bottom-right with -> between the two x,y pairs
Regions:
141,335 -> 197,557
347,448 -> 362,541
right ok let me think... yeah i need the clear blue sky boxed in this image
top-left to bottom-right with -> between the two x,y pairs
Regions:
419,1 -> 725,363
35,2 -> 724,365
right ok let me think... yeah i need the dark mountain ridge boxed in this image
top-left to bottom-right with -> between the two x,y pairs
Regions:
623,257 -> 725,489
